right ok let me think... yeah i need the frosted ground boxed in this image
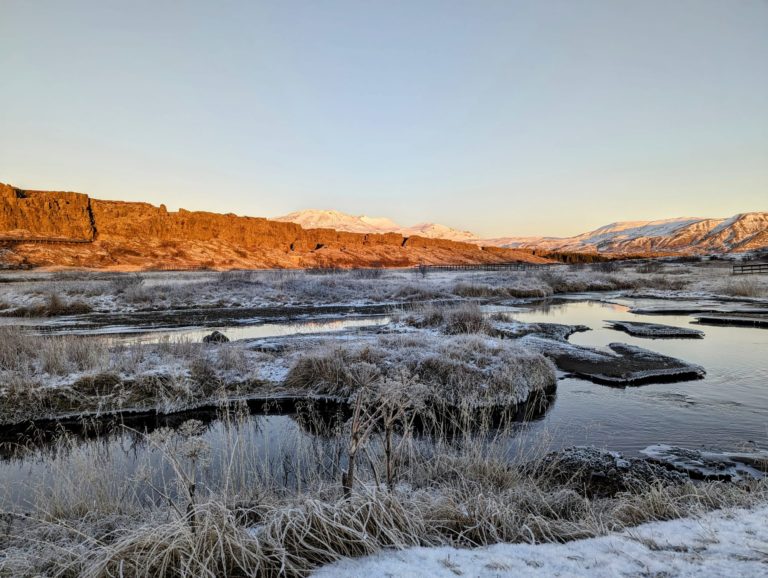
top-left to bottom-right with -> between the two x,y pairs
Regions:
1,259 -> 766,315
313,504 -> 768,578
0,259 -> 767,576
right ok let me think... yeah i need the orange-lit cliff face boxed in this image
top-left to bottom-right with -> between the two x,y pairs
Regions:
0,183 -> 548,270
0,183 -> 94,241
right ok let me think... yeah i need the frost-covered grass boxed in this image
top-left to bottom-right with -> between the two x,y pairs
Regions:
1,409 -> 765,578
0,310 -> 557,423
0,327 -> 278,424
1,261 -> 763,318
284,332 -> 556,407
719,275 -> 768,298
0,263 -> 766,574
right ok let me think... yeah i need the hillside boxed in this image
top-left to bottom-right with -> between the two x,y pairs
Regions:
496,214 -> 768,254
278,209 -> 768,255
0,183 -> 546,270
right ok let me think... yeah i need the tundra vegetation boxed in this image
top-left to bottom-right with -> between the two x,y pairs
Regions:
1,405 -> 766,577
0,260 -> 766,576
1,259 -> 765,316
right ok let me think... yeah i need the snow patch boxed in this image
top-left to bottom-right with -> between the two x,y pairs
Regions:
311,504 -> 768,578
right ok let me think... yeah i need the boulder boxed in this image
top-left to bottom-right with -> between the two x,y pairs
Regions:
528,446 -> 687,497
203,331 -> 229,344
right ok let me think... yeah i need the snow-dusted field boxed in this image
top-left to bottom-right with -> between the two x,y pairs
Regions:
0,261 -> 766,576
313,504 -> 768,578
1,261 -> 766,316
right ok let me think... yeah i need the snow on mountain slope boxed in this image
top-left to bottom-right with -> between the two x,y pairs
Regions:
400,222 -> 479,243
498,213 -> 768,254
275,210 -> 768,254
274,210 -> 385,234
275,210 -> 480,242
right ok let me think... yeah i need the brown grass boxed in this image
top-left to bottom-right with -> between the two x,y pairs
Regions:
2,411 -> 764,578
2,292 -> 93,317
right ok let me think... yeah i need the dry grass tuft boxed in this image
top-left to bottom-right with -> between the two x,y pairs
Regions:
3,292 -> 94,317
721,276 -> 767,298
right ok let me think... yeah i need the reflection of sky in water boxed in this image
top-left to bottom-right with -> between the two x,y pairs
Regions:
117,316 -> 392,345
510,300 -> 768,455
2,300 -> 767,507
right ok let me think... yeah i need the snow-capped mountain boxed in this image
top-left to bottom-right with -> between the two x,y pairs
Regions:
275,209 -> 767,254
496,213 -> 768,254
274,209 -> 480,243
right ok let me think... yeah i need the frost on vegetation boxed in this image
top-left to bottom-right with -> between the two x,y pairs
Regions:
0,327 -> 276,424
284,333 -> 556,408
2,433 -> 766,578
311,504 -> 768,578
2,264 -> 763,319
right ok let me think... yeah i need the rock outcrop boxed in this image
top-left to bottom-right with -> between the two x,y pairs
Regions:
0,182 -> 549,270
528,447 -> 687,497
0,183 -> 93,241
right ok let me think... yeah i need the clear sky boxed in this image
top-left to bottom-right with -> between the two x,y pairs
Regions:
1,0 -> 766,237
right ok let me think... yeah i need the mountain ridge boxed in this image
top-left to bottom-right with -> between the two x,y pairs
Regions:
275,209 -> 480,243
277,209 -> 768,255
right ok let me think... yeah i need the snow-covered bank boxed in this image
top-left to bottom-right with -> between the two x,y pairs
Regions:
312,504 -> 768,578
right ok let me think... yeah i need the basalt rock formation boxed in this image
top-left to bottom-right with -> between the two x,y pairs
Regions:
0,183 -> 94,241
0,182 -> 548,270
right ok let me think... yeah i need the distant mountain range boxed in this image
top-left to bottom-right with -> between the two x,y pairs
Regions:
275,210 -> 479,243
276,210 -> 768,254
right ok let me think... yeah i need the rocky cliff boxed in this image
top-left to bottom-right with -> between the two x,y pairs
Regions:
0,183 -> 94,241
0,183 -> 547,270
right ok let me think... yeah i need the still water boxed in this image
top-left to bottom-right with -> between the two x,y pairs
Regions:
2,299 -> 766,507
510,300 -> 768,454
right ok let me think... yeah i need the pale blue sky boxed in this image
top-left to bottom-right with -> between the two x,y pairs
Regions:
1,0 -> 766,237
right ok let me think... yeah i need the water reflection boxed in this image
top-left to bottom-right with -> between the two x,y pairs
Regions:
2,299 -> 767,508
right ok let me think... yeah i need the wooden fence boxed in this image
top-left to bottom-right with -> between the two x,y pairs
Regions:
732,263 -> 768,275
412,262 -> 543,272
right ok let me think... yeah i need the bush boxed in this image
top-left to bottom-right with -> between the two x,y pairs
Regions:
443,303 -> 493,335
636,261 -> 663,274
111,274 -> 145,294
349,268 -> 384,279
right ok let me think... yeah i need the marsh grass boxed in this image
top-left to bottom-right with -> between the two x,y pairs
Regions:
2,292 -> 93,317
284,332 -> 556,408
1,403 -> 765,578
721,276 -> 767,298
0,329 -> 270,425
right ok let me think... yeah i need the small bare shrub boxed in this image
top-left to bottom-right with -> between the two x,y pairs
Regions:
189,357 -> 220,395
443,303 -> 493,335
350,268 -> 383,279
111,274 -> 145,294
216,345 -> 248,372
636,261 -> 663,274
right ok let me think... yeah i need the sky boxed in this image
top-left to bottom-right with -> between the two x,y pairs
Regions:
0,0 -> 766,238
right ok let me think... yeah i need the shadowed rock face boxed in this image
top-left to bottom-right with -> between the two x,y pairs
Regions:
0,182 -> 550,270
